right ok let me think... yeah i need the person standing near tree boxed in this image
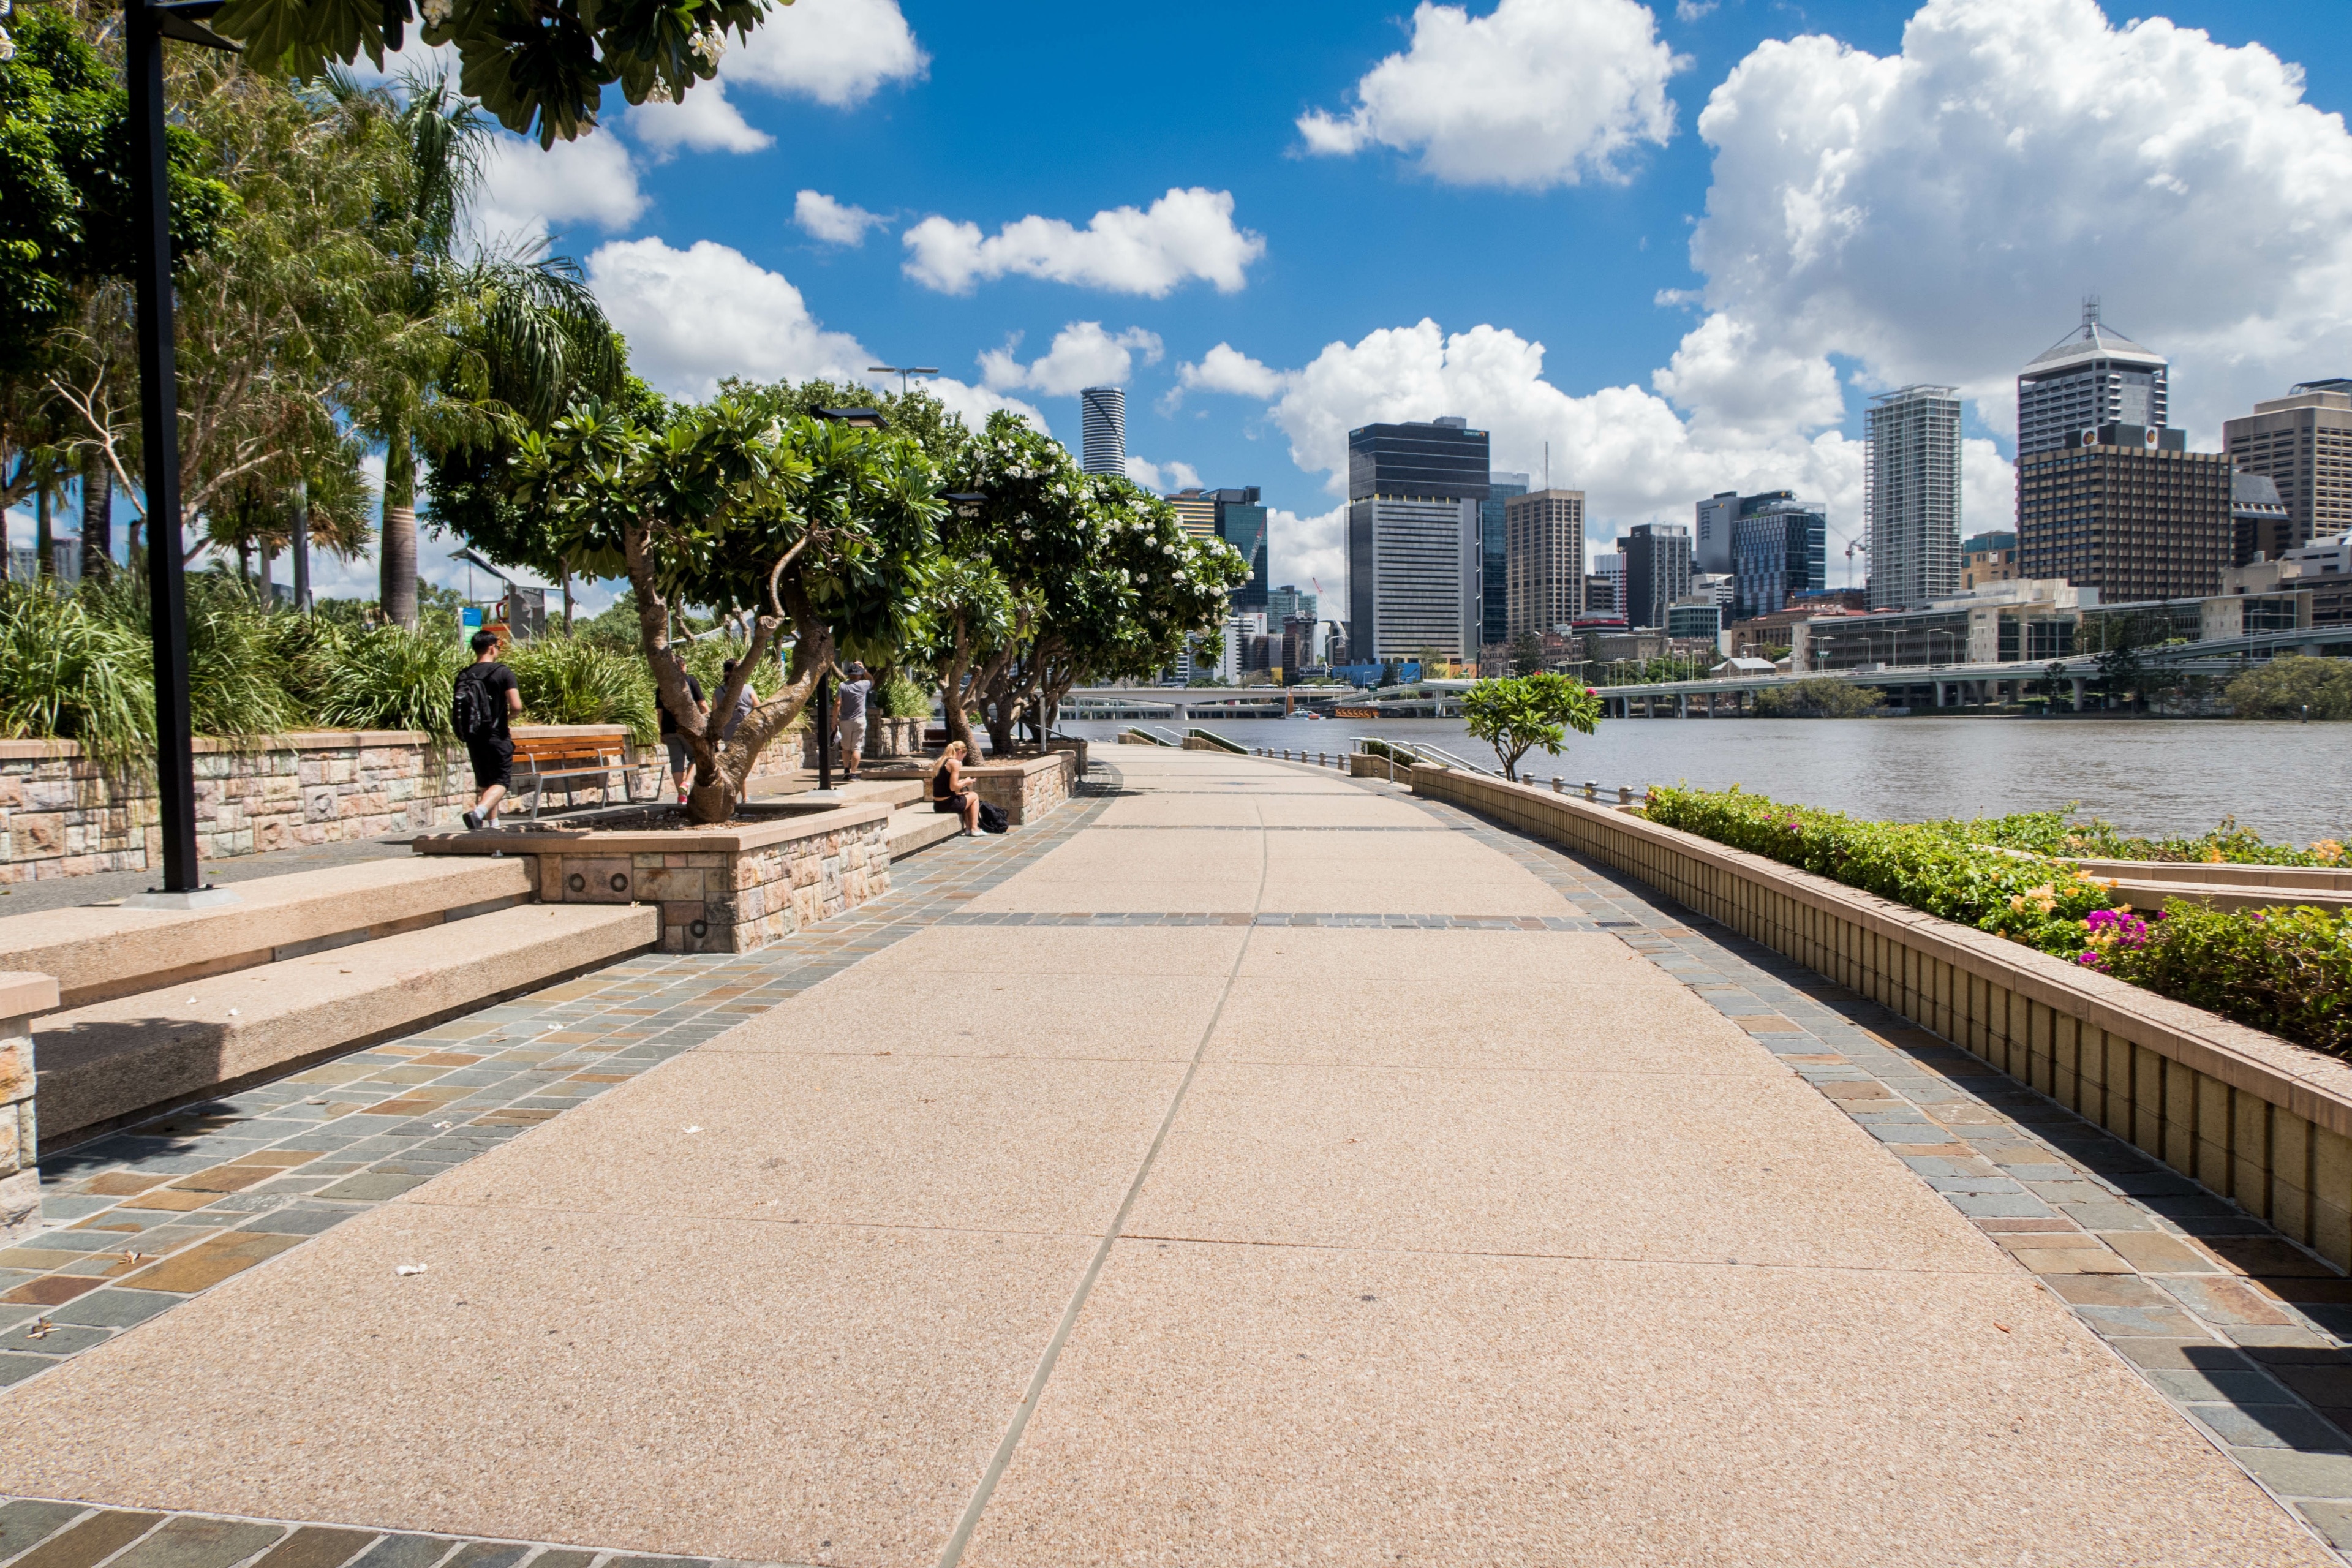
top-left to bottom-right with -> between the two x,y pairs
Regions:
455,630 -> 522,829
835,660 -> 873,783
659,649 -> 708,805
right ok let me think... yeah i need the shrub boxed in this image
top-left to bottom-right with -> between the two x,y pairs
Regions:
2226,654 -> 2352,720
318,624 -> 466,736
1939,807 -> 2345,868
2112,903 -> 2352,1056
881,673 -> 933,719
0,583 -> 155,769
183,574 -> 306,740
506,636 -> 657,741
1462,673 -> 1601,781
1752,679 -> 1885,718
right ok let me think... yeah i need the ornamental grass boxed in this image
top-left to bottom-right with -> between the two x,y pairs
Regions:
1643,786 -> 2352,1057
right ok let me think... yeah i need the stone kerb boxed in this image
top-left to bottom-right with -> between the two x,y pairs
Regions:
0,972 -> 54,1240
418,802 -> 894,955
1408,763 -> 2352,1272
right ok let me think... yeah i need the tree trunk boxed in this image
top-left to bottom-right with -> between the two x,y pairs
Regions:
380,423 -> 419,627
34,483 -> 52,579
80,454 -> 111,578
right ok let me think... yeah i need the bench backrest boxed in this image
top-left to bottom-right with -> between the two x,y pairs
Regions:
512,736 -> 628,765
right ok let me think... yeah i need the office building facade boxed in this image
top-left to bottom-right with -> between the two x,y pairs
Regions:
1079,387 -> 1126,477
2016,424 -> 2234,602
1865,385 -> 1962,609
1345,418 -> 1490,660
1503,488 -> 1585,643
2224,380 -> 2352,556
1694,492 -> 1737,576
1166,489 -> 1218,541
1962,530 -> 2018,589
2016,302 -> 2169,459
1479,471 -> 1529,655
1586,551 -> 1624,618
1207,488 -> 1267,614
1724,491 -> 1827,620
1619,523 -> 1691,630
2233,474 -> 2292,567
1267,583 -> 1317,630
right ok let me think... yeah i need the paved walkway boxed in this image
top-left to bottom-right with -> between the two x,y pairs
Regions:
0,749 -> 2344,1564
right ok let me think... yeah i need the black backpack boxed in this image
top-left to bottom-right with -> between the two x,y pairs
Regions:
451,668 -> 500,742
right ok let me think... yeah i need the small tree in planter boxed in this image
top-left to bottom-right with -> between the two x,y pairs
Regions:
515,398 -> 942,823
1461,672 -> 1602,782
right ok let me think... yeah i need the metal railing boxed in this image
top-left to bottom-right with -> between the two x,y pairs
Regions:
1186,726 -> 1247,753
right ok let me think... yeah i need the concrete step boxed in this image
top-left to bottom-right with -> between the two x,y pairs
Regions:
0,858 -> 535,1008
886,807 -> 963,858
35,900 -> 656,1147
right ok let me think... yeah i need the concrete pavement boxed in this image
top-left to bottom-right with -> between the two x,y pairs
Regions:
0,747 -> 2336,1566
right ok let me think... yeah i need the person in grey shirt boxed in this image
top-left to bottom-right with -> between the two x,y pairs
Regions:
836,660 -> 873,782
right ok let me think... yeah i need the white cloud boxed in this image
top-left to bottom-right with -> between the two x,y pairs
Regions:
586,238 -> 871,399
1297,0 -> 1683,189
980,323 -> 1164,396
1268,506 -> 1347,601
475,134 -> 644,251
924,379 -> 1051,437
1124,456 -> 1203,492
1686,0 -> 2352,445
794,190 -> 889,246
723,0 -> 927,108
628,81 -> 773,157
1173,344 -> 1287,402
902,188 -> 1265,296
1675,0 -> 1716,18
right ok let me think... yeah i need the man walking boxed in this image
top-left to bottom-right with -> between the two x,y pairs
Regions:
659,650 -> 709,805
455,630 -> 522,830
836,660 -> 874,783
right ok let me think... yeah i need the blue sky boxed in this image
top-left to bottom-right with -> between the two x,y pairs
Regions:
17,0 -> 2352,608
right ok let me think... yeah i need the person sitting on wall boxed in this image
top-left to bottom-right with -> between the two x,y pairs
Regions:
930,741 -> 988,835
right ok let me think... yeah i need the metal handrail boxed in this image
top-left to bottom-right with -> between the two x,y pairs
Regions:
1186,726 -> 1247,753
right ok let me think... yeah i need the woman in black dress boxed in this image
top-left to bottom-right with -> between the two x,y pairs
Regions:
931,741 -> 983,835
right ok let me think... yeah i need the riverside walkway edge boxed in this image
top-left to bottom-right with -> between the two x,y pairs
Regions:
0,749 -> 2342,1565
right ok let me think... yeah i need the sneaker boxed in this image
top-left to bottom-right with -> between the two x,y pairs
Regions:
462,809 -> 484,831
676,790 -> 688,806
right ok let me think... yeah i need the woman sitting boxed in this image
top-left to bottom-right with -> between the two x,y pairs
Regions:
930,741 -> 983,835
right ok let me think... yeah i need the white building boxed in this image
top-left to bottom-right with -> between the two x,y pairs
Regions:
1865,385 -> 1962,610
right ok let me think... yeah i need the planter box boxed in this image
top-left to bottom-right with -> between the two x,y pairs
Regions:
963,752 -> 1074,826
1409,764 -> 2352,1273
416,802 -> 893,954
801,715 -> 926,768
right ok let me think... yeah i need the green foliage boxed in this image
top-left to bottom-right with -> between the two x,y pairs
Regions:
880,673 -> 932,720
2226,655 -> 2352,720
1752,679 -> 1886,718
0,580 -> 154,769
1646,786 -> 2352,1056
184,571 -> 305,739
1943,808 -> 2346,868
506,635 -> 656,741
1461,673 -> 1601,781
315,622 -> 464,736
1507,631 -> 1544,677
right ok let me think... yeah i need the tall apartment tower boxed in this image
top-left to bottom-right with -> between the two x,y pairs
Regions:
1619,523 -> 1692,629
1079,386 -> 1126,477
1345,418 -> 1490,661
1504,489 -> 1585,643
1480,472 -> 1529,657
1864,385 -> 1962,609
2224,380 -> 2352,558
1208,487 -> 1268,615
2016,301 -> 2169,459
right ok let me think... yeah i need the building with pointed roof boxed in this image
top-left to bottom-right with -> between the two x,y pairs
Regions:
2016,300 -> 2169,459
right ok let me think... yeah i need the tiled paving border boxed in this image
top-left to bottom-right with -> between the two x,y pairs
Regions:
0,1496 -> 810,1568
1280,757 -> 2352,1559
0,789 -> 1114,1387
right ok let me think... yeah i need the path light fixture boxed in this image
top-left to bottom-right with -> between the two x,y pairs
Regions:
125,0 -> 240,909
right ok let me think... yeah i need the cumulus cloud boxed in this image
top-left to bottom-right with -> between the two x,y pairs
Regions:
1686,0 -> 2352,443
586,238 -> 872,399
1125,456 -> 1204,492
475,134 -> 644,251
723,0 -> 927,108
795,190 -> 890,246
1297,0 -> 1683,189
902,188 -> 1265,296
1268,506 -> 1348,600
628,81 -> 773,157
1173,344 -> 1287,402
925,379 -> 1050,437
981,323 -> 1164,396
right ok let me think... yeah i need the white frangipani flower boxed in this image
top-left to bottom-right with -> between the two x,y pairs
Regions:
419,0 -> 453,25
689,24 -> 726,64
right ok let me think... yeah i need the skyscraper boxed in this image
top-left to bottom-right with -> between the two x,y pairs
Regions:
1864,385 -> 1962,609
1267,583 -> 1317,628
1079,386 -> 1126,477
1619,523 -> 1692,629
1345,418 -> 1490,660
2016,423 -> 2233,601
1480,471 -> 1528,655
1209,487 -> 1268,615
2016,301 -> 2169,459
1729,492 -> 1828,621
2225,380 -> 2352,556
1166,489 -> 1218,541
1504,489 -> 1584,642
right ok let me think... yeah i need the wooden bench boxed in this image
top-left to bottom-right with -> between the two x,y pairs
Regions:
510,734 -> 633,818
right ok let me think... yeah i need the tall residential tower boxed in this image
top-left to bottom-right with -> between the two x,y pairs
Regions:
1079,386 -> 1126,477
1864,385 -> 1962,609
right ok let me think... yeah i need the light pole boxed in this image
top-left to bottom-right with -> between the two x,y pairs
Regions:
803,406 -> 888,797
869,366 -> 939,398
126,0 -> 238,908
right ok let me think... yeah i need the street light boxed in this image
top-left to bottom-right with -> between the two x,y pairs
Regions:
127,0 -> 239,908
867,366 -> 938,398
800,405 -> 889,796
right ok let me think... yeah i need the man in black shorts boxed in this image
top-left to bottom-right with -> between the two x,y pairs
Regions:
456,630 -> 523,829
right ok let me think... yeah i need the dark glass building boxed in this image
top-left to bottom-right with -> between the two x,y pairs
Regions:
1480,472 -> 1528,655
1345,419 -> 1490,660
1208,487 -> 1267,614
1729,492 -> 1828,621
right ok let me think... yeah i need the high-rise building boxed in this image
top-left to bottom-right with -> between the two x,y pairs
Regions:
1865,385 -> 1962,609
1504,489 -> 1585,642
1207,487 -> 1267,614
1480,471 -> 1528,654
1619,523 -> 1692,630
1716,491 -> 1827,620
2224,380 -> 2352,555
1166,489 -> 1218,541
2016,301 -> 2169,460
1345,418 -> 1490,660
1267,583 -> 1317,628
2233,473 -> 2292,566
1586,551 -> 1625,618
2016,423 -> 2233,601
1079,387 -> 1126,477
1962,530 -> 2018,589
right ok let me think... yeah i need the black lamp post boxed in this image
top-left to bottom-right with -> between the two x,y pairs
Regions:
802,407 -> 887,796
126,0 -> 238,907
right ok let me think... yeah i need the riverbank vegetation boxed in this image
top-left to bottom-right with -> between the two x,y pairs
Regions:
1645,787 -> 2352,1055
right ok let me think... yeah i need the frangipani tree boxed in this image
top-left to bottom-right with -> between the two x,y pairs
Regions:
514,398 -> 941,821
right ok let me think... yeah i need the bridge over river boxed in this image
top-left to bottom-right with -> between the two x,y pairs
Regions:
0,748 -> 2345,1564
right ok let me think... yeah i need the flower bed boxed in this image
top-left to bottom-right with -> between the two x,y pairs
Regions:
1644,787 -> 2352,1055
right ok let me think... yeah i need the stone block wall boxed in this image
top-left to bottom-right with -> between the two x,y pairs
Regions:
1410,765 -> 2352,1273
0,974 -> 55,1240
966,753 -> 1072,826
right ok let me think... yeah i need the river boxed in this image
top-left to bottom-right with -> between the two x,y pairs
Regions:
1061,715 -> 2352,848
